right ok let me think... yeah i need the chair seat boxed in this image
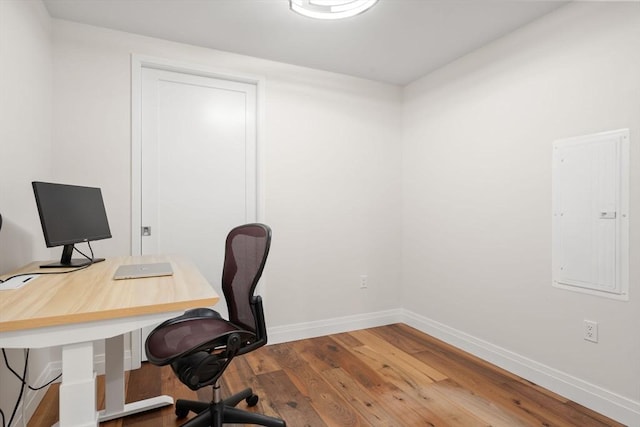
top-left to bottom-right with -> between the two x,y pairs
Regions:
146,311 -> 255,365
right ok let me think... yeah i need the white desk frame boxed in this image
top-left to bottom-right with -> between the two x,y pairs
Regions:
0,255 -> 218,427
0,311 -> 181,426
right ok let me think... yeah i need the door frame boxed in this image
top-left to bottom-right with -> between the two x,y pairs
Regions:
129,55 -> 266,364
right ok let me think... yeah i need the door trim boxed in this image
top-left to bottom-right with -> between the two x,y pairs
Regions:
130,54 -> 266,256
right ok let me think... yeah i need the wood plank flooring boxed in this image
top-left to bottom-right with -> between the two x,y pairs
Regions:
28,324 -> 624,426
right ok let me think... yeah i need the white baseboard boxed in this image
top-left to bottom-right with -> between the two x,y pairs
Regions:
267,309 -> 403,344
401,309 -> 640,427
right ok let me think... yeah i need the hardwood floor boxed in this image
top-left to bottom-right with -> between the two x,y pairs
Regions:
29,324 -> 623,426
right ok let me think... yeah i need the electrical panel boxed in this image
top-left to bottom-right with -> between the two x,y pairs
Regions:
552,129 -> 629,299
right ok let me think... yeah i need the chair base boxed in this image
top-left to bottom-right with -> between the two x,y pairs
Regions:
176,387 -> 286,427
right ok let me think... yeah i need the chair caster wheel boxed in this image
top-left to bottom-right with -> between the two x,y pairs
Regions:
246,393 -> 259,407
175,405 -> 190,419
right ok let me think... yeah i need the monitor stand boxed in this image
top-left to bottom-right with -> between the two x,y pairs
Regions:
40,244 -> 105,268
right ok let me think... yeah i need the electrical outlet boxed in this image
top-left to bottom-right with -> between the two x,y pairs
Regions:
584,320 -> 598,343
360,275 -> 368,289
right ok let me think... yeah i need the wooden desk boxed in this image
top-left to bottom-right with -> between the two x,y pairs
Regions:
0,255 -> 219,427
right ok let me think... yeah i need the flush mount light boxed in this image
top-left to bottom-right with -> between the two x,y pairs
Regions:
290,0 -> 378,20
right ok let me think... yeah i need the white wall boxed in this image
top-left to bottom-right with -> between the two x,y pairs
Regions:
0,0 -> 55,424
264,77 -> 402,328
50,20 -> 403,329
0,0 -> 53,269
402,1 -> 640,422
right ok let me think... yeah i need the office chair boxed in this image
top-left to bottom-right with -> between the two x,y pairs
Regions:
145,223 -> 286,427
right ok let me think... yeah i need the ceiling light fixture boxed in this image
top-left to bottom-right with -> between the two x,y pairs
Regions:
290,0 -> 378,20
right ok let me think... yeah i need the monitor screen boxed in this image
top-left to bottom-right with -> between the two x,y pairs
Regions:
32,181 -> 112,268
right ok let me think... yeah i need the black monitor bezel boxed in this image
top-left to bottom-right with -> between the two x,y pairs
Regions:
32,181 -> 112,268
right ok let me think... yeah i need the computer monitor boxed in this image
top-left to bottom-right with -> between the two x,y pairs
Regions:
32,181 -> 112,268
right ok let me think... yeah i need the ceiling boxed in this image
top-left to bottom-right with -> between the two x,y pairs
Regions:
43,0 -> 568,86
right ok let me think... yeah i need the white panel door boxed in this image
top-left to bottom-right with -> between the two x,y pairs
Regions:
137,67 -> 257,358
141,68 -> 256,276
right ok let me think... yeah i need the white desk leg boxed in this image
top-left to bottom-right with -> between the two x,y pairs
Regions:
99,334 -> 173,422
103,334 -> 125,416
59,342 -> 98,427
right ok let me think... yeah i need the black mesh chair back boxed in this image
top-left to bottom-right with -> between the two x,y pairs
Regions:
223,223 -> 270,336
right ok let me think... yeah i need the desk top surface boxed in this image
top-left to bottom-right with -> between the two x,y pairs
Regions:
0,255 -> 219,333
